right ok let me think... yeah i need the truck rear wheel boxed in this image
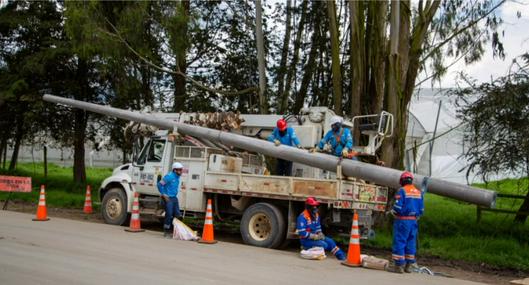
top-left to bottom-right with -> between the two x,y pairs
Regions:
101,188 -> 129,225
240,203 -> 286,249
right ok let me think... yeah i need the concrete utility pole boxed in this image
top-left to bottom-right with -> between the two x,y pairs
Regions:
43,94 -> 497,208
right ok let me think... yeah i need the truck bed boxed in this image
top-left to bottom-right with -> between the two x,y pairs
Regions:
203,171 -> 388,212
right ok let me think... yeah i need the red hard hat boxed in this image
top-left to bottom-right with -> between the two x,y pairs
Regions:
277,118 -> 287,131
400,171 -> 414,185
305,197 -> 320,206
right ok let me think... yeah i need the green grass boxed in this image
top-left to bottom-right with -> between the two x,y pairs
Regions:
366,178 -> 529,271
0,162 -> 113,208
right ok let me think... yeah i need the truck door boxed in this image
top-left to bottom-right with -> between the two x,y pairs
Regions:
131,138 -> 167,195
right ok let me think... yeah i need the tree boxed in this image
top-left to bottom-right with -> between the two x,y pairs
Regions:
342,0 -> 506,169
453,54 -> 529,223
327,0 -> 343,115
0,1 -> 71,171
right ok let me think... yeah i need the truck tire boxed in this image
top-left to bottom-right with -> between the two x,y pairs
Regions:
240,202 -> 286,249
101,188 -> 129,225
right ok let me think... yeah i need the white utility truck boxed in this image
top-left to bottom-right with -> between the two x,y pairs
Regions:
99,107 -> 393,248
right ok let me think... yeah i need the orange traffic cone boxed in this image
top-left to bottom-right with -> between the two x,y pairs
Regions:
342,211 -> 362,267
198,199 -> 217,244
32,185 -> 50,221
125,192 -> 145,232
83,185 -> 93,214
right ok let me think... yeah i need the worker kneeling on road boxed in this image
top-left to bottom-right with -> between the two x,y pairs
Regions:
390,171 -> 424,273
296,197 -> 346,261
268,118 -> 302,176
157,162 -> 184,238
313,116 -> 355,159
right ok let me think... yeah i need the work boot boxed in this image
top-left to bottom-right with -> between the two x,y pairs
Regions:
335,250 -> 346,261
405,262 -> 419,273
388,263 -> 404,274
163,230 -> 172,239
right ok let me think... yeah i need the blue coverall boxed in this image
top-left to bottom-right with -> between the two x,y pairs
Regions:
318,127 -> 354,157
268,127 -> 301,176
157,171 -> 182,232
296,210 -> 345,260
391,184 -> 424,266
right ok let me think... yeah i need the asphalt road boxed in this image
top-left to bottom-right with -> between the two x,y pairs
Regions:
0,210 -> 485,285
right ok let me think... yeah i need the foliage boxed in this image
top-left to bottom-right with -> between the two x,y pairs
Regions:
452,55 -> 529,181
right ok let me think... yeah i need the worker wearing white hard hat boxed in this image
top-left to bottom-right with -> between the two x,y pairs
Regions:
313,116 -> 354,158
317,116 -> 353,157
157,161 -> 184,238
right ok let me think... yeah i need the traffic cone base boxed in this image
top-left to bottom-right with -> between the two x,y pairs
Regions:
32,217 -> 50,221
341,211 -> 362,267
198,238 -> 217,244
198,199 -> 217,244
33,185 -> 50,222
125,192 -> 144,233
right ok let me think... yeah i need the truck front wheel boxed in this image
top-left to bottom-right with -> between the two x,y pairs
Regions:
240,203 -> 286,249
101,188 -> 129,225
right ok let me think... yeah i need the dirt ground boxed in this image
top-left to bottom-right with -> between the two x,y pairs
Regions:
3,200 -> 526,285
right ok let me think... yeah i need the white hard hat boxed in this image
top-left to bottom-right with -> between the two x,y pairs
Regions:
330,116 -> 343,126
172,162 -> 184,169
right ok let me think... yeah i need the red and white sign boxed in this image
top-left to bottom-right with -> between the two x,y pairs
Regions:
0,176 -> 32,192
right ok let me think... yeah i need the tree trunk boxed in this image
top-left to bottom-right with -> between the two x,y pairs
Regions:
294,9 -> 320,114
173,1 -> 189,112
327,0 -> 343,115
280,0 -> 308,113
255,0 -> 268,114
43,144 -> 48,179
514,158 -> 529,223
348,0 -> 365,143
0,135 -> 6,169
73,110 -> 87,186
277,0 -> 292,112
8,116 -> 24,171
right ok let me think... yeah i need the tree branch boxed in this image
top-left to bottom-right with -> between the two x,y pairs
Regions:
420,0 -> 506,64
101,17 -> 258,97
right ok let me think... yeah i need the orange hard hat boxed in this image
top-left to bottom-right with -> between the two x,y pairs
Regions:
277,119 -> 287,131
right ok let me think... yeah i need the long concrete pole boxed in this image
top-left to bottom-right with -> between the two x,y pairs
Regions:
43,94 -> 496,208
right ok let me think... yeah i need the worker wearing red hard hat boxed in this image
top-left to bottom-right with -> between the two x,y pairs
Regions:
296,197 -> 346,261
390,171 -> 426,273
267,118 -> 302,176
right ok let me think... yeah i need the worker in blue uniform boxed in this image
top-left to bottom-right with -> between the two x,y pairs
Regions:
157,162 -> 183,238
314,116 -> 354,159
296,197 -> 346,260
390,171 -> 426,273
268,118 -> 302,176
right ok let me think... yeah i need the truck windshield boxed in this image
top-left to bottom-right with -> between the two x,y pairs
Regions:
147,140 -> 165,162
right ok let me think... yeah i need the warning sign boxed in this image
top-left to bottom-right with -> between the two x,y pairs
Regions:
0,176 -> 32,192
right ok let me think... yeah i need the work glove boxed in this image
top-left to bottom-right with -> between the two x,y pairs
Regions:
315,232 -> 325,240
308,233 -> 319,240
274,139 -> 281,146
421,176 -> 430,193
322,144 -> 332,152
297,145 -> 303,149
309,147 -> 319,153
342,149 -> 349,158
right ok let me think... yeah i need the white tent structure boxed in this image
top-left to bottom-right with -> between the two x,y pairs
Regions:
406,88 -> 488,185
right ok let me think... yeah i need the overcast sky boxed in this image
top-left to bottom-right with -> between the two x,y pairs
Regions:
418,0 -> 529,88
